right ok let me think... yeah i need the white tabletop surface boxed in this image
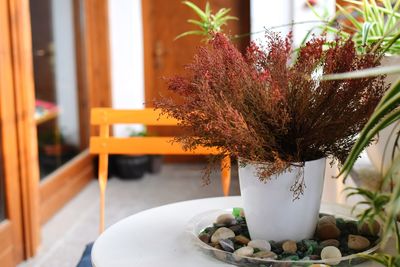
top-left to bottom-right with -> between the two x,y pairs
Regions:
92,196 -> 386,267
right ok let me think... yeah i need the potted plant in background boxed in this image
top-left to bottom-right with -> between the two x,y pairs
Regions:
156,22 -> 388,242
312,0 -> 400,175
112,129 -> 163,179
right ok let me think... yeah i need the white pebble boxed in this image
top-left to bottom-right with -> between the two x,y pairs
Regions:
321,246 -> 342,265
233,246 -> 254,261
210,227 -> 235,243
248,239 -> 271,252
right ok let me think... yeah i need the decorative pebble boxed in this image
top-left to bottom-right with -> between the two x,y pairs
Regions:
282,240 -> 297,253
317,224 -> 341,240
212,243 -> 222,249
229,225 -> 242,234
239,209 -> 245,217
213,249 -> 227,261
253,251 -> 277,259
320,239 -> 340,248
359,220 -> 380,236
319,215 -> 336,226
234,235 -> 250,245
216,214 -> 235,225
344,221 -> 359,235
211,227 -> 235,243
320,246 -> 342,265
198,233 -> 210,244
248,240 -> 271,252
233,246 -> 254,261
199,212 -> 380,264
347,234 -> 371,251
219,239 -> 234,252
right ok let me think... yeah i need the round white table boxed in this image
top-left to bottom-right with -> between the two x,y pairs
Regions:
91,196 -> 387,267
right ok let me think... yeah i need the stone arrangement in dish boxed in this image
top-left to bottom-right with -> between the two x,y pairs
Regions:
197,208 -> 380,264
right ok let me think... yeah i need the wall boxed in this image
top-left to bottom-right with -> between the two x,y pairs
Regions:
109,0 -> 145,137
250,0 -> 335,45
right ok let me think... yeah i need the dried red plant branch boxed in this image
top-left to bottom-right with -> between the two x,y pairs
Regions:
155,32 -> 388,182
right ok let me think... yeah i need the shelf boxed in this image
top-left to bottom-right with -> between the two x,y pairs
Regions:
35,109 -> 59,125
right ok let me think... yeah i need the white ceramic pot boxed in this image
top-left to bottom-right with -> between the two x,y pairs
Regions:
239,158 -> 326,242
366,56 -> 400,175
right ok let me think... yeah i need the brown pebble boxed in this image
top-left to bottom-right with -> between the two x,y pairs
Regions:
348,234 -> 371,251
234,235 -> 250,245
212,243 -> 222,249
216,214 -> 235,225
359,220 -> 380,236
319,215 -> 336,226
309,255 -> 320,260
199,233 -> 210,244
253,251 -> 277,259
320,239 -> 340,248
282,240 -> 297,253
317,223 -> 341,240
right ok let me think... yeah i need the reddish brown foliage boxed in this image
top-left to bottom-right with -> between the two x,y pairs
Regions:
155,32 -> 388,181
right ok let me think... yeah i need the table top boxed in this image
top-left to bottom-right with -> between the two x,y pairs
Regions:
91,196 -> 385,267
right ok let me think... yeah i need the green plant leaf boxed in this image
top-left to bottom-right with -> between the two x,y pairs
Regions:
174,30 -> 207,40
187,19 -> 206,29
362,22 -> 375,47
336,4 -> 363,30
205,2 -> 211,18
182,1 -> 207,21
380,155 -> 400,246
323,65 -> 400,80
381,30 -> 400,56
214,8 -> 231,20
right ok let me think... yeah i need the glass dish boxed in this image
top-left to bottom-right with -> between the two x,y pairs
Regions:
186,202 -> 380,266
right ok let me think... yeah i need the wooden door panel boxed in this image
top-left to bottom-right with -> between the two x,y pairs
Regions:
143,0 -> 250,162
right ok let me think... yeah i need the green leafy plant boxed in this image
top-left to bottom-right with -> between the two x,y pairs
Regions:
311,0 -> 400,55
175,1 -> 238,40
323,64 -> 400,266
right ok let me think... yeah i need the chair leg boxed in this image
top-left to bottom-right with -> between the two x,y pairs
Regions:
221,155 -> 231,196
99,153 -> 109,233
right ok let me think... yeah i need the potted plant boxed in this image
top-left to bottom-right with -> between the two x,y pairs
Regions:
313,0 -> 400,175
155,27 -> 388,242
323,63 -> 400,266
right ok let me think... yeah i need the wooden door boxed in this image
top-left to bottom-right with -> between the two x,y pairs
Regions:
0,2 -> 25,265
142,0 -> 250,161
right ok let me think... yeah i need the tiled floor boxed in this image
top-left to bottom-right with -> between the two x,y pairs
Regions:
19,163 -> 240,267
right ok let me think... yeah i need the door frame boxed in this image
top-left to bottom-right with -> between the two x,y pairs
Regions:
2,0 -> 112,262
0,0 -> 30,264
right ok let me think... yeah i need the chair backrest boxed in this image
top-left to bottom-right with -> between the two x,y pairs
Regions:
90,108 -> 231,233
90,108 -> 219,155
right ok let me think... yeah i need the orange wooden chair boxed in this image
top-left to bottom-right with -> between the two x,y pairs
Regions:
90,108 -> 231,232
